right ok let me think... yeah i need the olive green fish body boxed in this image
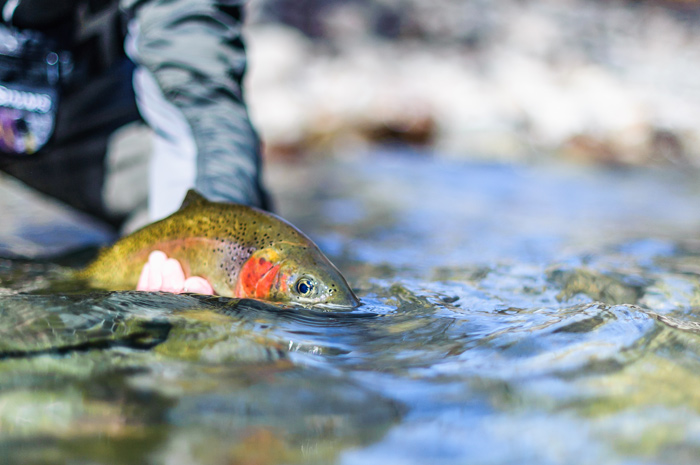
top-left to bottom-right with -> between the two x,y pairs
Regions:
79,191 -> 359,307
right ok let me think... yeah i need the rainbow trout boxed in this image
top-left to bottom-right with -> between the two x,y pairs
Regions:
78,190 -> 359,308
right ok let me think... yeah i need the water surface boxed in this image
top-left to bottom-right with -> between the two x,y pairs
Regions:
2,156 -> 700,464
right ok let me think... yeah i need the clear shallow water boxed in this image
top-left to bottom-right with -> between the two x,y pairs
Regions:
3,156 -> 700,464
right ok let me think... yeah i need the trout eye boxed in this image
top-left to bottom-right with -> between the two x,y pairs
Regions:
295,277 -> 316,297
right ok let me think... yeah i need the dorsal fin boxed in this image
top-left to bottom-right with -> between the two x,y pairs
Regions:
179,190 -> 207,210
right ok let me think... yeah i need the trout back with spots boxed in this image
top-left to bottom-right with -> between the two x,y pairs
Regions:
78,190 -> 359,308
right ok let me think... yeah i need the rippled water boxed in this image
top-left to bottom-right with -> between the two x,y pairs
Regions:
3,155 -> 700,464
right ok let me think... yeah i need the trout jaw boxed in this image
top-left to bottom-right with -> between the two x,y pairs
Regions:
322,280 -> 360,309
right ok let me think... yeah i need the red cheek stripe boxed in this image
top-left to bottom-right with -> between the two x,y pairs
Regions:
254,264 -> 280,298
235,255 -> 280,299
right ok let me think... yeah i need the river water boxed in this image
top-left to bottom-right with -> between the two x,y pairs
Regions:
2,154 -> 700,464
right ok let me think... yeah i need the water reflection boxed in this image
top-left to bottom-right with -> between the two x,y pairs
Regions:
2,158 -> 700,463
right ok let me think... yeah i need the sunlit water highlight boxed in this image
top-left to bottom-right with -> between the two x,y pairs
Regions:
2,155 -> 700,464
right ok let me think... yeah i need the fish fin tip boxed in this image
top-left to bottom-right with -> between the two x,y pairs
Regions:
180,190 -> 208,210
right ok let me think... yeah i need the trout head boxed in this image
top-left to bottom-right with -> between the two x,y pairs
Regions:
233,246 -> 359,308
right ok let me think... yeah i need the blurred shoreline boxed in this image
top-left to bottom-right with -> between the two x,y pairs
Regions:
246,0 -> 700,167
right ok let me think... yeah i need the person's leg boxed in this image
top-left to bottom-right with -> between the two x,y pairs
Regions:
0,123 -> 113,225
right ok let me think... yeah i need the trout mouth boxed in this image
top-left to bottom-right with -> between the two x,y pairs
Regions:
313,300 -> 361,311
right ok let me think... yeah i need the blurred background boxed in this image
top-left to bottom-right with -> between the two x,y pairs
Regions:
5,4 -> 700,464
4,0 -> 700,257
244,0 -> 700,167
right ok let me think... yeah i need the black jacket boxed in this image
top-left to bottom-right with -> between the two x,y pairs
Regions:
0,0 -> 267,223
